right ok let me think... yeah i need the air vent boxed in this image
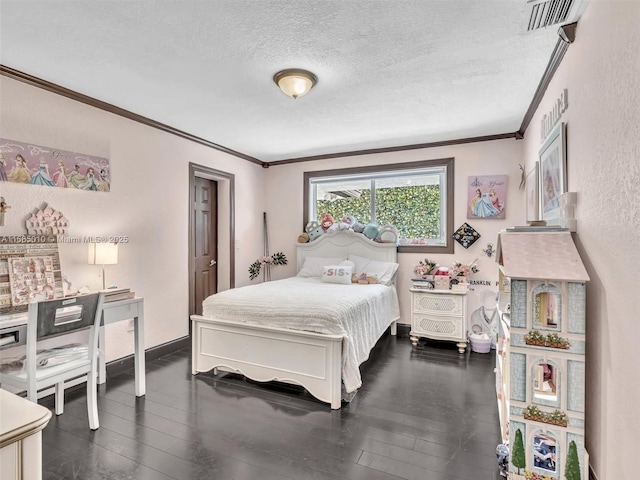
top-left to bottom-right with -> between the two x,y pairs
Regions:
526,0 -> 587,31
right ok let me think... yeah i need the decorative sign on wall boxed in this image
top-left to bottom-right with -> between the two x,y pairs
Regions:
25,204 -> 69,235
452,223 -> 481,249
467,175 -> 508,219
540,88 -> 568,143
0,138 -> 110,192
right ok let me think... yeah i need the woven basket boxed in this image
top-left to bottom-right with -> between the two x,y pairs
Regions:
469,335 -> 492,353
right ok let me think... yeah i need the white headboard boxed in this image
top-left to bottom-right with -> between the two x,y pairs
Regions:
296,231 -> 397,271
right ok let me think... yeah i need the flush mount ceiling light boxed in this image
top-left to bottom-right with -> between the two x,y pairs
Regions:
273,69 -> 317,99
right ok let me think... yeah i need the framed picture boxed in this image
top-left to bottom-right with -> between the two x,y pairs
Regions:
467,175 -> 507,219
526,162 -> 539,222
539,123 -> 567,225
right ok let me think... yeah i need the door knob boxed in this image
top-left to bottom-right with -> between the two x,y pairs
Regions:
210,260 -> 217,267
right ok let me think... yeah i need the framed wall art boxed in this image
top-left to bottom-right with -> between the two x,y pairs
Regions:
526,162 -> 539,222
467,175 -> 507,219
539,123 -> 567,225
0,138 -> 110,192
452,222 -> 481,249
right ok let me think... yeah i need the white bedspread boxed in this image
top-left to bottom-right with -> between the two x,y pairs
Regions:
202,277 -> 400,393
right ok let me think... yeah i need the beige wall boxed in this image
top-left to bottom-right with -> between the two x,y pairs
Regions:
263,139 -> 525,325
0,76 -> 266,362
520,1 -> 640,478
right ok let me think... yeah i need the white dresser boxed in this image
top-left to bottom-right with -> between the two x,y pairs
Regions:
0,389 -> 51,480
409,289 -> 468,353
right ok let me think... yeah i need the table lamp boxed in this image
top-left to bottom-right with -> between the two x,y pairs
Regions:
87,242 -> 118,290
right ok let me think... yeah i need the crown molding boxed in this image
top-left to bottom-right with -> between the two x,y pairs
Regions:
0,65 -> 264,166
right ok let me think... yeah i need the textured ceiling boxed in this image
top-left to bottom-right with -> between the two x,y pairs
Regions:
0,1 -> 561,162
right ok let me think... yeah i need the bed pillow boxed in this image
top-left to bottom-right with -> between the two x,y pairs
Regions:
321,265 -> 353,284
338,259 -> 355,269
347,254 -> 399,286
297,256 -> 345,277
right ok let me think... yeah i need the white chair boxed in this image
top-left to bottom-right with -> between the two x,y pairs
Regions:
0,292 -> 104,430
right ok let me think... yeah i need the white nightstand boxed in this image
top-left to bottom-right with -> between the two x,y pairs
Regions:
410,289 -> 468,353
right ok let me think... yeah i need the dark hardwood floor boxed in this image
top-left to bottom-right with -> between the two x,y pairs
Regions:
40,333 -> 502,480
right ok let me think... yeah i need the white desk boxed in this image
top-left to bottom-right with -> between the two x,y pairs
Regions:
99,297 -> 146,397
0,297 -> 145,397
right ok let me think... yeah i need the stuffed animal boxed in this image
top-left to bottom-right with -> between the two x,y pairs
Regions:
355,273 -> 378,284
376,225 -> 398,243
341,215 -> 356,229
352,222 -> 365,234
327,222 -> 340,233
305,221 -> 325,242
297,232 -> 310,243
320,213 -> 335,231
363,223 -> 379,240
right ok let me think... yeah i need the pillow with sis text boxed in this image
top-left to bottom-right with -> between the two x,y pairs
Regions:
321,265 -> 353,284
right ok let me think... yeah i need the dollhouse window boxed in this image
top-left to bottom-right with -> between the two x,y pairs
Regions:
533,285 -> 562,330
534,363 -> 557,401
533,434 -> 557,474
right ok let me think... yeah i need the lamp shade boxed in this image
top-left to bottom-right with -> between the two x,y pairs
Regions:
273,69 -> 317,99
88,242 -> 118,265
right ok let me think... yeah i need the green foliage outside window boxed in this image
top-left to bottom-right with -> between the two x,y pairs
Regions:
316,185 -> 441,239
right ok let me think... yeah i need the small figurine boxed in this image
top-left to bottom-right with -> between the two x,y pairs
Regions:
0,196 -> 10,226
483,243 -> 494,257
496,443 -> 510,477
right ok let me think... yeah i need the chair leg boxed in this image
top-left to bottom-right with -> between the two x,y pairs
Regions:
55,382 -> 64,415
27,378 -> 38,404
87,369 -> 99,430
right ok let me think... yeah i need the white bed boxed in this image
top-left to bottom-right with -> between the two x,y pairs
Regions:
191,230 -> 400,409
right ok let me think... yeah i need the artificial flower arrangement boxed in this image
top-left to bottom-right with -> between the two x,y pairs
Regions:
413,258 -> 438,278
249,252 -> 287,280
450,259 -> 479,278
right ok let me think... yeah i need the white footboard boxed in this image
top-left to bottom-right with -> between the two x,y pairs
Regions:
191,315 -> 344,409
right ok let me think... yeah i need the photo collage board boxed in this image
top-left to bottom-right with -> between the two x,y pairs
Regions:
0,236 -> 64,313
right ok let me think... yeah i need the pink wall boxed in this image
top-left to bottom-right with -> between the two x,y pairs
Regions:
263,139 -> 525,327
0,76 -> 266,362
520,1 -> 640,477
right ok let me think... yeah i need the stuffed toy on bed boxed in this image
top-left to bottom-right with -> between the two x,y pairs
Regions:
329,215 -> 355,233
376,225 -> 398,243
341,215 -> 356,229
352,222 -> 365,234
363,223 -> 379,240
320,213 -> 335,231
305,221 -> 325,241
352,273 -> 378,284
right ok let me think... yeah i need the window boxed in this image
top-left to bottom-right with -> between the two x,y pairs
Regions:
534,363 -> 558,401
303,158 -> 454,253
533,434 -> 557,473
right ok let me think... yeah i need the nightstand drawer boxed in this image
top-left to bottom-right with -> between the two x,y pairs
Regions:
412,292 -> 463,316
411,313 -> 464,340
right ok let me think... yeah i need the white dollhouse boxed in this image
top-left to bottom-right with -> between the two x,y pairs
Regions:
496,230 -> 589,480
